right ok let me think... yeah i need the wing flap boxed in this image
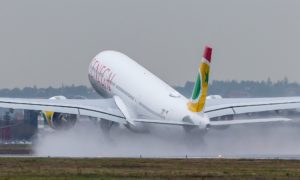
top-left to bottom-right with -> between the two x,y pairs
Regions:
205,97 -> 300,118
233,103 -> 300,114
209,117 -> 291,126
135,117 -> 291,127
0,102 -> 78,114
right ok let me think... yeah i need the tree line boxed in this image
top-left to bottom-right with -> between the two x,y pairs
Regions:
0,78 -> 299,98
175,78 -> 298,98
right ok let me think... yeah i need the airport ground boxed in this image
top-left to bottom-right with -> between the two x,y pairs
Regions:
0,144 -> 31,154
0,157 -> 299,179
1,122 -> 300,179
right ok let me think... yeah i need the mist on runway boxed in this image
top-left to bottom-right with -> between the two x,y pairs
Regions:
33,120 -> 300,157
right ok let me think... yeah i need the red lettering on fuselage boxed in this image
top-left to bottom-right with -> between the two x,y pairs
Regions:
97,64 -> 104,84
101,68 -> 109,87
107,73 -> 116,91
89,59 -> 116,93
95,63 -> 100,82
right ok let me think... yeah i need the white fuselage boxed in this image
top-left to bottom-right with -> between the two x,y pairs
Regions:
88,51 -> 208,128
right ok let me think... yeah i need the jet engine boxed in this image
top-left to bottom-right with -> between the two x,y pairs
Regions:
48,112 -> 77,129
43,96 -> 78,130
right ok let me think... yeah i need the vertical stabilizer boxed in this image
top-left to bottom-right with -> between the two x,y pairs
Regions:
187,46 -> 212,112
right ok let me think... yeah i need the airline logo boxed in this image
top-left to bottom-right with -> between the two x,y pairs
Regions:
188,46 -> 212,112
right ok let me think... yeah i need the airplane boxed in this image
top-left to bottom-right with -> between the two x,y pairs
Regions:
0,46 -> 300,135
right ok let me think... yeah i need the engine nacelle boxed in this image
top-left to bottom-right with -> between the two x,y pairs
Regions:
51,112 -> 77,129
43,112 -> 77,130
43,96 -> 77,129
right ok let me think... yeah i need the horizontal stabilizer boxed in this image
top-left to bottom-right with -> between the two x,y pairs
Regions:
209,117 -> 290,126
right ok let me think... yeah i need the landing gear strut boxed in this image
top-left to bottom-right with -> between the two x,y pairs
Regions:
99,119 -> 115,134
183,126 -> 208,149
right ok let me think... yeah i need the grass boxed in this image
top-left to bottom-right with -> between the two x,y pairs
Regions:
0,158 -> 299,179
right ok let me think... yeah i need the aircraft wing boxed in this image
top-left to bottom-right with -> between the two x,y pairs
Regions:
0,96 -> 299,128
0,98 -> 127,124
205,97 -> 300,118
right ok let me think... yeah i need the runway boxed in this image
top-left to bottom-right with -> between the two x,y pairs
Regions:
2,154 -> 300,160
1,121 -> 300,159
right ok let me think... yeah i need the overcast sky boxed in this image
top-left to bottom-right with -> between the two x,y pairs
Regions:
0,0 -> 300,88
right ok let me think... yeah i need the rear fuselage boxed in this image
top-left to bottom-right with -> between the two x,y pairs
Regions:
88,51 -> 208,128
